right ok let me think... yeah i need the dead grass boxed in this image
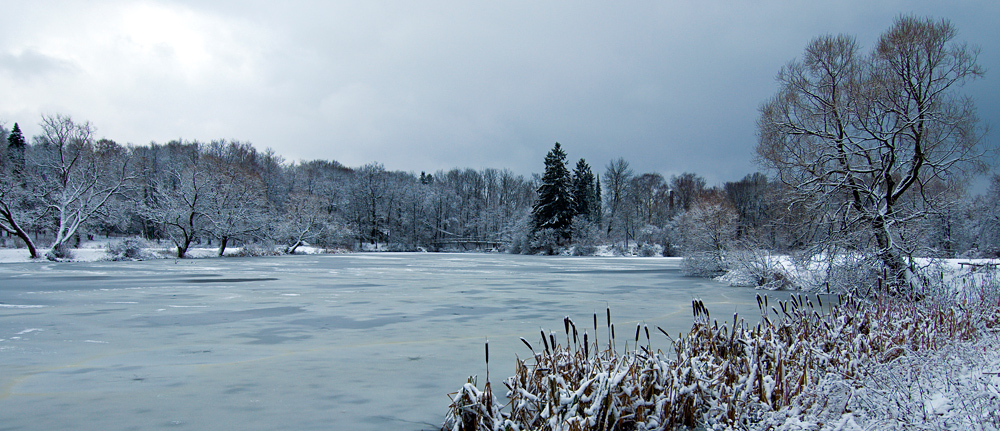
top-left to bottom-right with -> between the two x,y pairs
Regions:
442,275 -> 999,431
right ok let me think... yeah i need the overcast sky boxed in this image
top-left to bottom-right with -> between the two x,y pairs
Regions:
1,1 -> 997,186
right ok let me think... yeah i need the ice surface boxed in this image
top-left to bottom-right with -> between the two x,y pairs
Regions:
0,253 -> 775,430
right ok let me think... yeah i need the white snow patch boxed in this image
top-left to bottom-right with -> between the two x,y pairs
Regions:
16,328 -> 43,335
0,304 -> 47,308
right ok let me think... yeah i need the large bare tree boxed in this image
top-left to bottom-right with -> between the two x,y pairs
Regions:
758,16 -> 988,285
32,115 -> 133,259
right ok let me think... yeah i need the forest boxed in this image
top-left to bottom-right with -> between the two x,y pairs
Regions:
1,112 -> 998,274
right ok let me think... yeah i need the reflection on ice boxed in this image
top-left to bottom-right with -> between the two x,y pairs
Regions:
0,253 -> 774,431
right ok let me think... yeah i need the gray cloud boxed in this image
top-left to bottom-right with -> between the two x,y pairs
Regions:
0,49 -> 77,80
1,1 -> 997,186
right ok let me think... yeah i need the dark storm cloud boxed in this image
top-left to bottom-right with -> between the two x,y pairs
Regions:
1,1 -> 997,185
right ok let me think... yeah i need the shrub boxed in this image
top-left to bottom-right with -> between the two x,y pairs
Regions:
105,237 -> 154,261
232,242 -> 283,257
637,243 -> 659,257
682,250 -> 727,277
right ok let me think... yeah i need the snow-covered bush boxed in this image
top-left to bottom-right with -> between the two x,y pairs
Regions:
637,243 -> 660,257
105,237 -> 156,261
529,228 -> 562,255
682,250 -> 727,276
724,248 -> 792,289
231,242 -> 283,257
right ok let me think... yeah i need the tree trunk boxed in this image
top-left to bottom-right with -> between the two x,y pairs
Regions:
175,234 -> 193,258
218,236 -> 229,257
1,209 -> 39,259
872,215 -> 909,291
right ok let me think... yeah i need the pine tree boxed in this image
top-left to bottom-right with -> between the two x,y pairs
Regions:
571,159 -> 595,220
6,123 -> 26,175
532,143 -> 574,241
592,174 -> 602,226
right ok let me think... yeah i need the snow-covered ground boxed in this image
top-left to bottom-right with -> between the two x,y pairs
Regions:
0,241 -> 329,263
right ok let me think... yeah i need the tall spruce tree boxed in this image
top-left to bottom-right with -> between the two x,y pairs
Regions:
592,174 -> 602,226
532,143 -> 574,240
571,158 -> 595,220
6,123 -> 26,175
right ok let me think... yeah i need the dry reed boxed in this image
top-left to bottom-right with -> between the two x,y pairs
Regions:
442,275 -> 999,431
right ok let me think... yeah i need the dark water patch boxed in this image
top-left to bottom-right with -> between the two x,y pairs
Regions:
128,306 -> 304,327
290,314 -> 407,330
239,327 -> 312,345
426,305 -> 506,322
64,367 -> 102,374
312,283 -> 383,289
565,268 -> 682,275
66,309 -> 125,317
184,277 -> 279,284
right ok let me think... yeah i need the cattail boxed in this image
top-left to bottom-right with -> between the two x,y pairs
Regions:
634,323 -> 641,344
520,337 -> 534,354
541,330 -> 550,354
816,294 -> 823,308
644,325 -> 650,345
549,332 -> 557,352
485,339 -> 490,381
584,331 -> 589,358
756,293 -> 763,311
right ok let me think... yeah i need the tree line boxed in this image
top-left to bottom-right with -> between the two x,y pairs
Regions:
3,113 -> 995,265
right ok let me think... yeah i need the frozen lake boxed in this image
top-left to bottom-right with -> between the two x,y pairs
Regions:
1,253 -> 770,430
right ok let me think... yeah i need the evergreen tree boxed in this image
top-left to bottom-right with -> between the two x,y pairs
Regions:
532,142 -> 574,241
592,174 -> 602,226
6,123 -> 26,175
571,158 -> 594,220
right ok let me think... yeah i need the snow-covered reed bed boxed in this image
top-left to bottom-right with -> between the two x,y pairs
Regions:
442,276 -> 1000,430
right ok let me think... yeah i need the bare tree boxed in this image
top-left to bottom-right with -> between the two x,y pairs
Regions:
200,141 -> 269,256
603,158 -> 634,249
32,115 -> 133,259
143,141 -> 208,258
757,16 -> 989,285
669,172 -> 706,213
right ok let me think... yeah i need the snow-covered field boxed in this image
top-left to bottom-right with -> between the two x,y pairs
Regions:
0,253 -> 768,431
0,241 -> 329,264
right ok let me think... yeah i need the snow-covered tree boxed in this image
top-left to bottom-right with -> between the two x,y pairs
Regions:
32,115 -> 132,260
603,157 -> 634,249
142,141 -> 209,258
758,17 -> 989,286
6,122 -> 26,176
0,123 -> 42,258
571,159 -> 596,221
198,140 -> 270,256
531,143 -> 573,246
